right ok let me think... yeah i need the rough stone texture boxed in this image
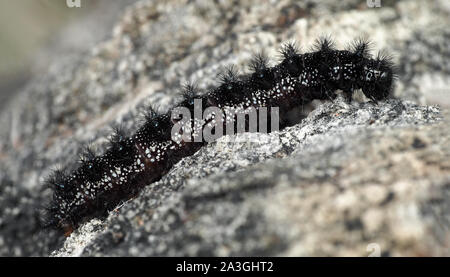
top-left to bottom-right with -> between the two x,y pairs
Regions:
52,99 -> 447,257
0,0 -> 449,256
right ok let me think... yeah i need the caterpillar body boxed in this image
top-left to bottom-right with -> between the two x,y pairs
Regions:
43,37 -> 396,236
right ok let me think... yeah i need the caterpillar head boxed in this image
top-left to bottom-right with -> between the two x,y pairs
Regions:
360,53 -> 395,101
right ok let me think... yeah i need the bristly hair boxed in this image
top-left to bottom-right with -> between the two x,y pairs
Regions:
376,49 -> 395,70
143,105 -> 159,122
279,41 -> 300,60
78,145 -> 97,164
348,36 -> 373,58
312,35 -> 336,53
45,167 -> 68,191
106,124 -> 134,163
279,41 -> 303,75
377,49 -> 399,85
109,124 -> 128,146
181,82 -> 199,99
218,65 -> 240,85
43,36 -> 397,235
249,51 -> 269,74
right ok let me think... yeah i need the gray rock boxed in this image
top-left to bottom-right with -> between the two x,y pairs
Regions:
51,98 -> 447,257
0,0 -> 449,256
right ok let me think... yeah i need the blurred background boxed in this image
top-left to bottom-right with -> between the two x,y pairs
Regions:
0,0 -> 137,107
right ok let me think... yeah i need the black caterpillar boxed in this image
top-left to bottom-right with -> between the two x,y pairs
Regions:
43,37 -> 396,236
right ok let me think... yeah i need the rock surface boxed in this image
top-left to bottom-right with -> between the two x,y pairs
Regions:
0,0 -> 449,256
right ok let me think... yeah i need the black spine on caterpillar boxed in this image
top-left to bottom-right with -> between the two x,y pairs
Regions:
42,37 -> 396,235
